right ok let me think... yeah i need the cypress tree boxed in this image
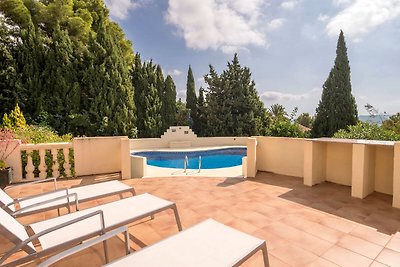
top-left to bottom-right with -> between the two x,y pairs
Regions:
312,30 -> 357,137
195,87 -> 208,136
142,84 -> 162,137
205,54 -> 268,136
186,65 -> 197,127
162,75 -> 177,130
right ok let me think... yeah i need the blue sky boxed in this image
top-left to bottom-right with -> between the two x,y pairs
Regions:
104,0 -> 400,116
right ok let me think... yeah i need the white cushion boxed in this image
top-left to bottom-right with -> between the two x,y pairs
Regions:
105,219 -> 265,267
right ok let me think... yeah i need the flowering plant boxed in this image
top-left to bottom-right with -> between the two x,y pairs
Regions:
0,128 -> 21,170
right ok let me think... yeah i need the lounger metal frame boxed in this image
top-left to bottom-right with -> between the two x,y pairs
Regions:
1,177 -> 136,217
0,197 -> 182,267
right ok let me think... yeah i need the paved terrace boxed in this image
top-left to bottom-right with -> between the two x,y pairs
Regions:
2,172 -> 400,266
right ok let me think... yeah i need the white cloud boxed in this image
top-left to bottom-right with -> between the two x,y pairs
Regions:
261,88 -> 320,102
317,14 -> 329,22
326,0 -> 400,41
333,0 -> 353,6
104,0 -> 140,20
267,18 -> 286,31
165,0 -> 268,53
177,89 -> 186,100
168,69 -> 182,76
281,0 -> 300,10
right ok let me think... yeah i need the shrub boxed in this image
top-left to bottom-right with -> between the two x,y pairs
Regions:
268,120 -> 306,138
14,125 -> 74,178
334,122 -> 400,141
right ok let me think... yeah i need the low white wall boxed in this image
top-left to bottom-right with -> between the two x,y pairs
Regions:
192,137 -> 247,147
130,136 -> 248,150
74,136 -> 127,176
256,136 -> 305,177
131,155 -> 147,178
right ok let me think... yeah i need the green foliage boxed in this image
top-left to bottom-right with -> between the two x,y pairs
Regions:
14,125 -> 72,144
132,55 -> 164,137
334,122 -> 400,141
0,0 -> 136,137
268,119 -> 305,138
162,75 -> 177,130
176,99 -> 190,126
186,65 -> 197,126
381,113 -> 400,134
194,87 -> 208,136
296,113 -> 314,128
14,125 -> 74,178
204,54 -> 269,136
312,31 -> 357,137
0,160 -> 5,170
269,104 -> 287,119
2,104 -> 27,130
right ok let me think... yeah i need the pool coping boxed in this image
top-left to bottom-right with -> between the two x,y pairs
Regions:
145,164 -> 244,178
130,145 -> 246,153
130,146 -> 247,178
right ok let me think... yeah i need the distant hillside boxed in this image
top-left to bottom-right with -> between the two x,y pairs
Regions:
358,115 -> 390,125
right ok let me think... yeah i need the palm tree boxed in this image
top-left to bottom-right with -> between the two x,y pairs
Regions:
269,104 -> 287,119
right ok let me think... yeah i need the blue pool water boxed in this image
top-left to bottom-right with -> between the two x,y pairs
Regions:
132,147 -> 246,169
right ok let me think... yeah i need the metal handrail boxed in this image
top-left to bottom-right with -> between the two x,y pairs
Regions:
184,155 -> 188,173
198,156 -> 202,173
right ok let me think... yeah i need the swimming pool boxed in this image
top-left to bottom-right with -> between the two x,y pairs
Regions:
132,147 -> 246,169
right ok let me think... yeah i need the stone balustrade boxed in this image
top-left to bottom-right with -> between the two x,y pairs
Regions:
17,142 -> 73,183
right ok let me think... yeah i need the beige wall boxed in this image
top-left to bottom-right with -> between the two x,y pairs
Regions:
256,136 -> 304,177
325,143 -> 352,186
304,141 -> 327,186
192,137 -> 247,147
74,137 -> 126,176
130,136 -> 248,150
2,140 -> 22,182
374,146 -> 394,195
393,143 -> 400,208
130,138 -> 168,150
130,155 -> 147,178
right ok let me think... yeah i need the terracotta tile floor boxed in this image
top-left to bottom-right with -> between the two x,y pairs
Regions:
1,172 -> 400,266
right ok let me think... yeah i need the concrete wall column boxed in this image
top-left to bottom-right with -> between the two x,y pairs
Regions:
120,137 -> 131,179
303,140 -> 326,186
351,144 -> 375,198
247,138 -> 257,178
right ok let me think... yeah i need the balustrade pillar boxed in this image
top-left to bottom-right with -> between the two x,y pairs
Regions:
25,150 -> 35,180
38,149 -> 47,179
63,148 -> 71,177
51,148 -> 60,178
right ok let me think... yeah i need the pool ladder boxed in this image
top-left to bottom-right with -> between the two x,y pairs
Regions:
183,155 -> 202,174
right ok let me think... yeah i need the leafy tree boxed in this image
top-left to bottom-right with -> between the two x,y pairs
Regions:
204,54 -> 268,136
186,65 -> 197,127
312,30 -> 357,137
0,0 -> 136,137
269,104 -> 287,119
334,122 -> 399,141
296,113 -> 314,128
194,87 -> 208,136
381,113 -> 400,134
132,57 -> 162,137
176,98 -> 190,126
269,120 -> 305,138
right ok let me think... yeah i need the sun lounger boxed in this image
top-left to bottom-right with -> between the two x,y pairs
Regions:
0,193 -> 182,267
39,219 -> 269,267
0,178 -> 135,217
